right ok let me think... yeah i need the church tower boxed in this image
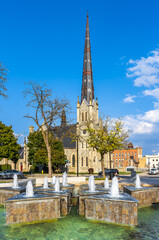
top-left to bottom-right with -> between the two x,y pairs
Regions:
77,13 -> 99,173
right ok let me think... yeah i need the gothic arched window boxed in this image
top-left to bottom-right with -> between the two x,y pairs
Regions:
86,157 -> 88,167
81,157 -> 83,167
72,155 -> 75,167
85,112 -> 87,121
82,112 -> 84,121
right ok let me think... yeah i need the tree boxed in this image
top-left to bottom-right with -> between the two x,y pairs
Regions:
0,121 -> 21,168
85,117 -> 129,178
0,62 -> 7,97
24,81 -> 69,177
27,131 -> 65,172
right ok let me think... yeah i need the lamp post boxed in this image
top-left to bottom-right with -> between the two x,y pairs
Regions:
76,137 -> 79,177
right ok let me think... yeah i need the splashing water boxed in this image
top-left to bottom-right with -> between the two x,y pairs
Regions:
110,176 -> 120,198
62,172 -> 68,186
54,178 -> 60,192
135,174 -> 142,189
52,176 -> 56,184
12,174 -> 19,189
26,180 -> 34,197
43,177 -> 48,189
104,177 -> 109,189
88,175 -> 96,192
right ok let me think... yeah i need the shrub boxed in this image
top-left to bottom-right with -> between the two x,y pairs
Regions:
0,164 -> 11,171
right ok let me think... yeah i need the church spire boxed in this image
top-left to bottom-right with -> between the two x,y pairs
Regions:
81,13 -> 94,103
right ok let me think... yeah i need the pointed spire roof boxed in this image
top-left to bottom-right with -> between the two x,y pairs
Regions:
81,13 -> 94,103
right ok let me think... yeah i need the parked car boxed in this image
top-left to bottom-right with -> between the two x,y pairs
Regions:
0,170 -> 25,179
98,169 -> 119,177
148,169 -> 158,175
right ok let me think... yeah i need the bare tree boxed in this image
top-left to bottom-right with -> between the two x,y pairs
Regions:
24,81 -> 69,177
0,62 -> 7,97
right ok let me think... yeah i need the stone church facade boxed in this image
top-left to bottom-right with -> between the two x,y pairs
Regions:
64,14 -> 109,173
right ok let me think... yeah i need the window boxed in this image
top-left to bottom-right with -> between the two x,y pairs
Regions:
119,153 -> 121,157
85,112 -> 87,121
82,112 -> 84,121
82,142 -> 83,148
113,153 -> 114,157
122,153 -> 123,157
135,153 -> 137,157
86,157 -> 88,166
128,153 -> 130,157
125,153 -> 127,157
81,157 -> 83,167
116,153 -> 117,157
72,155 -> 75,167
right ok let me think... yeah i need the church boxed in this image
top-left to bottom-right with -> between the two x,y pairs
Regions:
60,14 -> 109,173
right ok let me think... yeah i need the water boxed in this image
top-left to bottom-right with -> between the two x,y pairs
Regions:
110,176 -> 119,198
88,175 -> 96,192
43,177 -> 49,189
104,177 -> 109,189
135,174 -> 142,189
62,172 -> 68,186
12,174 -> 19,189
0,204 -> 159,239
25,180 -> 34,197
52,176 -> 56,185
54,177 -> 60,192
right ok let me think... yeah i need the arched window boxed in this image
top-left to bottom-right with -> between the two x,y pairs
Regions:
85,112 -> 87,121
82,112 -> 84,121
72,155 -> 75,167
86,157 -> 88,167
81,157 -> 83,167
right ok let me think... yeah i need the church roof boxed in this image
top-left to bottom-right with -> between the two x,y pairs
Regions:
50,123 -> 76,149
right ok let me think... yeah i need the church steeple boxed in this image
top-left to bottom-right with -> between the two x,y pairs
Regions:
81,13 -> 94,103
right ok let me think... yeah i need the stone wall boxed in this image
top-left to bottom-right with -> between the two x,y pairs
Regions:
0,188 -> 25,205
6,198 -> 60,224
85,198 -> 138,226
123,187 -> 159,207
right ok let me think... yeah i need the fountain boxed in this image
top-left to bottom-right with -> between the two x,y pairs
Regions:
43,177 -> 49,189
62,172 -> 68,186
88,175 -> 95,192
135,174 -> 141,189
110,176 -> 119,197
25,180 -> 34,197
123,174 -> 159,207
12,174 -> 19,189
104,177 -> 109,189
54,178 -> 60,192
52,176 -> 56,185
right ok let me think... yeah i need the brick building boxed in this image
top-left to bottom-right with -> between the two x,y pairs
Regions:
112,143 -> 142,171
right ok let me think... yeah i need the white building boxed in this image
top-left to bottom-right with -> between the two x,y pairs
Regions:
146,153 -> 159,169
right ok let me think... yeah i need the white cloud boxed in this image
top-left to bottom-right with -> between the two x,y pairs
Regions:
123,115 -> 154,135
127,49 -> 159,87
143,88 -> 159,100
123,108 -> 159,135
123,94 -> 136,103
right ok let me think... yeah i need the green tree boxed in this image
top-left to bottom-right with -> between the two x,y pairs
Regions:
85,117 -> 129,178
0,121 -> 21,168
27,131 -> 65,172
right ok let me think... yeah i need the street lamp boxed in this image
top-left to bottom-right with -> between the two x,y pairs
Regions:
76,137 -> 79,177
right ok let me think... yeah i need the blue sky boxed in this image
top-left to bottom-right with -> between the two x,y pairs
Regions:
1,0 -> 159,155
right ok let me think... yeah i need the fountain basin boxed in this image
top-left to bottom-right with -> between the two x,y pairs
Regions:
84,193 -> 138,226
123,186 -> 159,207
0,187 -> 26,205
79,188 -> 109,216
5,193 -> 61,224
37,189 -> 71,216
